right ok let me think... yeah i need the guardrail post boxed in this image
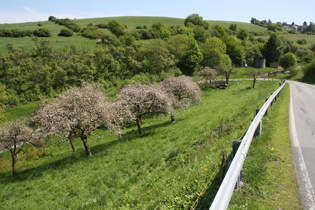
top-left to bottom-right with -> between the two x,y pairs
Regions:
232,141 -> 243,189
254,109 -> 262,137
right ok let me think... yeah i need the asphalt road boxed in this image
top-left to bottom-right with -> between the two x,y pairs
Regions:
288,81 -> 315,210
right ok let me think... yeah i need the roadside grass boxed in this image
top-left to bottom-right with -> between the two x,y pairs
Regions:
0,81 -> 281,209
228,84 -> 302,209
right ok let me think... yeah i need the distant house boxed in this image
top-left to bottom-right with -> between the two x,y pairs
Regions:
299,25 -> 308,32
282,24 -> 299,31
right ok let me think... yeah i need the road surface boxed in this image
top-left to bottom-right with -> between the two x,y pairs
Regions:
288,80 -> 315,210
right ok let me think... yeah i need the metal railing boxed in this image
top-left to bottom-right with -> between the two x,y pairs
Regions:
210,82 -> 286,210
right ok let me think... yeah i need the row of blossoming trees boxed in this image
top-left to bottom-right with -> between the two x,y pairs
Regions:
0,76 -> 201,175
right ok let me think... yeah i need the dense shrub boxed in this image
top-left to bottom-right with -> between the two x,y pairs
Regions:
96,23 -> 108,29
303,59 -> 315,76
81,26 -> 102,39
33,28 -> 51,37
278,52 -> 297,70
0,29 -> 33,37
58,29 -> 73,37
297,39 -> 307,45
50,17 -> 81,32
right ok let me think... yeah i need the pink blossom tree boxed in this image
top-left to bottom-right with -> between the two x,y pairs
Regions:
161,76 -> 201,122
0,118 -> 40,175
32,82 -> 120,156
197,66 -> 218,87
116,83 -> 173,135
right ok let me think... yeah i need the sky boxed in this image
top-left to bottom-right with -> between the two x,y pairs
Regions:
0,0 -> 314,25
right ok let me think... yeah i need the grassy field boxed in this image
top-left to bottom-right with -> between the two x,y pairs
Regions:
229,84 -> 302,209
0,81 -> 290,209
0,16 -> 266,53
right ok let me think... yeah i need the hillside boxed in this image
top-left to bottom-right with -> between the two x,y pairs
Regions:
1,81 -> 293,209
0,16 -> 266,53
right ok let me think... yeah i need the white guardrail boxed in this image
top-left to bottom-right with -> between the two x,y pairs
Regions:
210,82 -> 286,210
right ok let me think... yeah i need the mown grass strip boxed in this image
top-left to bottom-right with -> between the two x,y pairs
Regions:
228,84 -> 302,209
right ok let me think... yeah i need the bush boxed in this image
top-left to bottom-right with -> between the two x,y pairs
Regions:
6,95 -> 19,106
303,59 -> 315,76
297,39 -> 307,45
96,23 -> 108,29
58,29 -> 73,37
278,52 -> 297,70
289,67 -> 299,77
33,28 -> 51,37
81,26 -> 102,39
0,29 -> 33,37
48,16 -> 57,22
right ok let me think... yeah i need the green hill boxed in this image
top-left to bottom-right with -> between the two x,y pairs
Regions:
0,16 -> 266,53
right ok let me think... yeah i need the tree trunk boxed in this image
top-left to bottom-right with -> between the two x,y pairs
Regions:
11,151 -> 17,175
136,118 -> 142,135
69,138 -> 76,152
68,132 -> 76,152
225,72 -> 230,85
252,78 -> 257,88
81,135 -> 92,156
170,115 -> 175,123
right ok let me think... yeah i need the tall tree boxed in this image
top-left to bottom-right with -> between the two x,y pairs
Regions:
221,34 -> 245,66
263,33 -> 281,66
201,37 -> 227,68
182,41 -> 203,75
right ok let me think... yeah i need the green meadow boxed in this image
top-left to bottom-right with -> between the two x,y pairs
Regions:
1,81 -> 298,209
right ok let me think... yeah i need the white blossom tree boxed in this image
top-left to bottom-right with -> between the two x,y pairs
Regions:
32,82 -> 120,156
161,76 -> 201,122
0,118 -> 39,175
197,66 -> 218,87
116,83 -> 173,135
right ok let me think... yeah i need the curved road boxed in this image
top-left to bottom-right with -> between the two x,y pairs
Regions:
288,81 -> 315,209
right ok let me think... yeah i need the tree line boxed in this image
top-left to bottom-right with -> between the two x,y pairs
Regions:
250,17 -> 315,34
0,28 -> 51,38
0,13 -> 314,106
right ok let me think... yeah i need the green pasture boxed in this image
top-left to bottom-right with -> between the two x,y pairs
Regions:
0,16 -> 266,53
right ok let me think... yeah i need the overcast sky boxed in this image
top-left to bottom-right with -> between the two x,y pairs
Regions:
0,0 -> 314,25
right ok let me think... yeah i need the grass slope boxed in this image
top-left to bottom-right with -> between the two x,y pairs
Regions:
229,84 -> 302,209
0,81 -> 292,209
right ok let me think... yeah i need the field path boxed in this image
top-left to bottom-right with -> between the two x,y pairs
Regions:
288,81 -> 315,210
